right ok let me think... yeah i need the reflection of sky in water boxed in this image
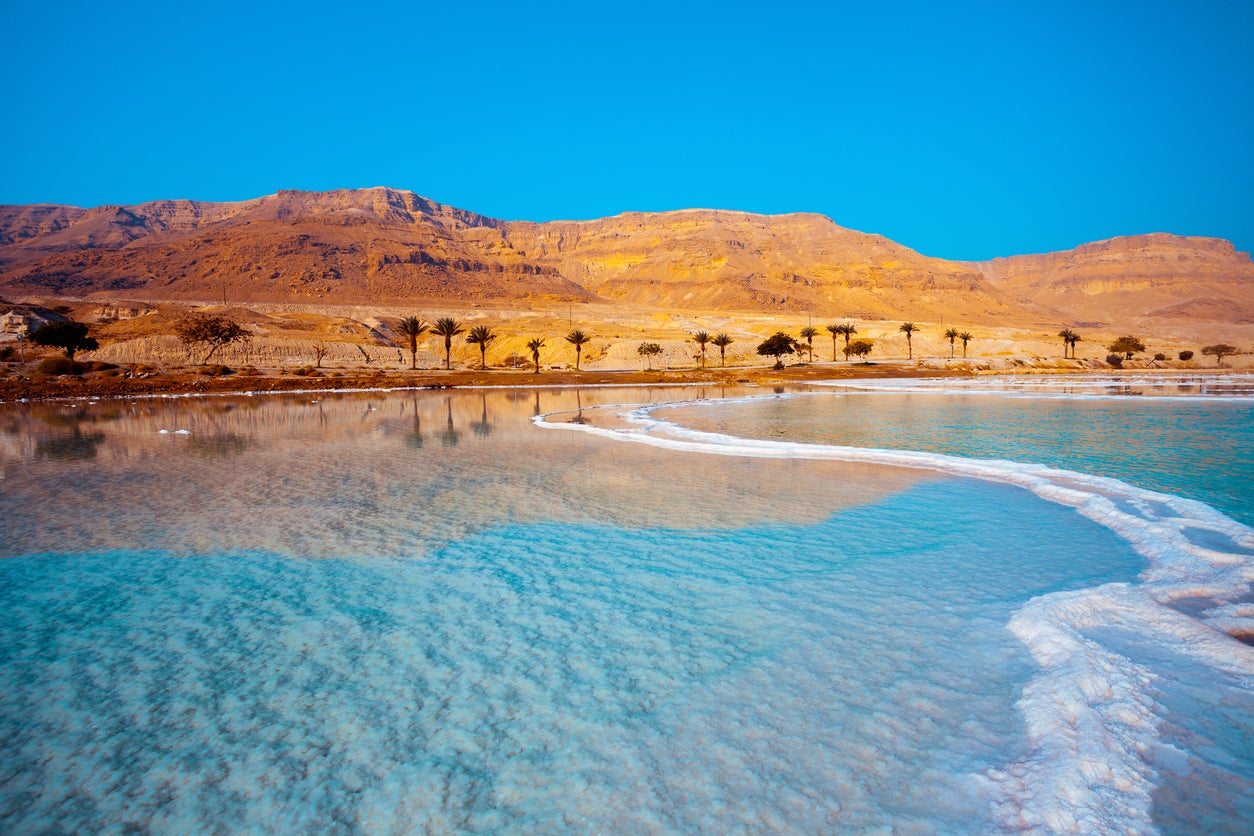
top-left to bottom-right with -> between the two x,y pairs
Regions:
0,386 -> 1250,832
660,390 -> 1254,525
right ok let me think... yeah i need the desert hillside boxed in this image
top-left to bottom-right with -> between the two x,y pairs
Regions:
0,188 -> 1030,324
1,188 -> 1252,342
968,233 -> 1254,329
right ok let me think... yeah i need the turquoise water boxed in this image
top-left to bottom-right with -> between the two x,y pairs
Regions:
658,377 -> 1254,525
2,379 -> 1252,832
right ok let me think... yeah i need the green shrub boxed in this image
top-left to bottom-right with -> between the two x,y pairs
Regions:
1178,350 -> 1194,361
1153,353 -> 1166,361
1105,354 -> 1124,367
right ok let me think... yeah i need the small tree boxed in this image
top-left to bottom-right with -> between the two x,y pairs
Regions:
397,316 -> 429,369
830,322 -> 857,360
565,329 -> 591,370
312,341 -> 330,369
944,327 -> 959,359
1108,336 -> 1146,361
958,332 -> 972,358
711,333 -> 733,367
757,332 -> 798,369
432,318 -> 464,369
526,337 -> 545,373
29,321 -> 98,359
174,315 -> 250,364
899,322 -> 917,359
1058,328 -> 1077,359
465,325 -> 496,369
848,339 -> 874,361
691,330 -> 711,368
638,342 -> 663,370
1202,344 -> 1238,366
799,326 -> 817,362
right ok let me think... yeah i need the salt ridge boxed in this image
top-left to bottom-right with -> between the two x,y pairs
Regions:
534,387 -> 1254,834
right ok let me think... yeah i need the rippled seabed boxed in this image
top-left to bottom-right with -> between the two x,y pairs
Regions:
2,379 -> 1252,833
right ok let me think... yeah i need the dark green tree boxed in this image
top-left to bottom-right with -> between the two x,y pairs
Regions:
638,342 -> 663,370
899,322 -> 917,359
711,333 -> 733,367
799,326 -> 817,362
756,332 -> 798,369
174,315 -> 250,364
847,339 -> 874,360
829,322 -> 857,360
29,321 -> 98,359
397,316 -> 429,369
465,325 -> 496,369
1108,336 -> 1146,361
1058,328 -> 1078,359
432,318 -> 465,369
526,337 -> 545,373
691,330 -> 711,368
565,329 -> 591,370
1202,343 -> 1239,365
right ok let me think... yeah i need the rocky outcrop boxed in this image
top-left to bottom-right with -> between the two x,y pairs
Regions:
968,233 -> 1254,325
1,189 -> 1250,332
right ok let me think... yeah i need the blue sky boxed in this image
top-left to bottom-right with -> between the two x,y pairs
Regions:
2,1 -> 1251,260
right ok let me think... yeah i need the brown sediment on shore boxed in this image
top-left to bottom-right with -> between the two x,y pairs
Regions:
0,362 -> 971,402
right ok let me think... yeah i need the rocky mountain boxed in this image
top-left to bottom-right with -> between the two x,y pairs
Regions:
2,188 -> 1251,332
968,234 -> 1254,326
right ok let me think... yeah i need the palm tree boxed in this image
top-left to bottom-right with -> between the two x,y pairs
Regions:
692,330 -> 711,368
465,325 -> 496,369
799,326 -> 817,362
1068,331 -> 1082,359
831,322 -> 857,360
432,318 -> 464,369
565,329 -> 590,370
899,322 -> 917,359
711,333 -> 733,367
526,337 -> 545,373
959,332 -> 972,358
396,316 -> 429,369
944,327 -> 959,359
1058,328 -> 1077,359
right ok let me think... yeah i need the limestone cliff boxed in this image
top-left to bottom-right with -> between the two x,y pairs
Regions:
968,233 -> 1254,325
2,189 -> 1250,332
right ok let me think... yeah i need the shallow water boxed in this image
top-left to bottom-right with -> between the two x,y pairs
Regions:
2,380 -> 1252,833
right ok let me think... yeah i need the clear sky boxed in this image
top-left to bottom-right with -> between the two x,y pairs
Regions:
2,1 -> 1251,260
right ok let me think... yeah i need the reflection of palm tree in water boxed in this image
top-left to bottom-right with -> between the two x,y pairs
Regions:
405,398 -> 423,449
440,397 -> 460,447
471,394 -> 493,438
568,390 -> 589,424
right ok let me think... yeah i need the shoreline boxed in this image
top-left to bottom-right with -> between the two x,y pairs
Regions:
0,362 -> 965,403
2,359 -> 1240,404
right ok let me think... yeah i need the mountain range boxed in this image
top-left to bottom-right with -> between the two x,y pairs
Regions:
2,187 -> 1252,333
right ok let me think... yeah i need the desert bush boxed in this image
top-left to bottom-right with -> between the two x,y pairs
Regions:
1106,354 -> 1124,367
0,345 -> 17,362
34,357 -> 82,376
84,361 -> 116,372
1153,353 -> 1166,361
1178,350 -> 1194,361
292,365 -> 318,377
198,364 -> 234,377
